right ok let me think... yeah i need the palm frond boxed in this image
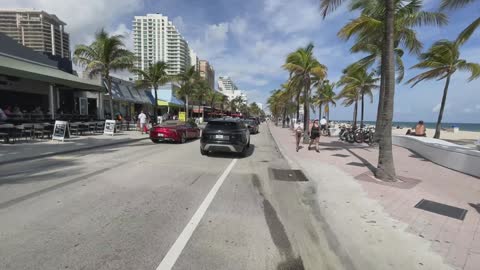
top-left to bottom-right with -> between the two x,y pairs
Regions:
456,17 -> 480,46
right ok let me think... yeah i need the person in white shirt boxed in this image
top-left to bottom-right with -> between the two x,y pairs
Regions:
138,110 -> 147,134
294,119 -> 304,152
320,117 -> 327,132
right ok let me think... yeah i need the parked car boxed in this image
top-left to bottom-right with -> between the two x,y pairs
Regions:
200,119 -> 250,156
150,120 -> 200,143
248,117 -> 260,125
244,119 -> 259,134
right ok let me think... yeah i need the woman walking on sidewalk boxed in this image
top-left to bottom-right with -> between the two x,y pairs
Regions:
294,119 -> 304,152
308,119 -> 320,152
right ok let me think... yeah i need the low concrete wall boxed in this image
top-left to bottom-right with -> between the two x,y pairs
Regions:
393,135 -> 480,178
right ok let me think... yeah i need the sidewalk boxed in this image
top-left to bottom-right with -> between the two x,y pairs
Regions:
268,123 -> 480,270
0,131 -> 150,165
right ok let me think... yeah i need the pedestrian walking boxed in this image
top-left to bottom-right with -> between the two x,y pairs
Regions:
138,110 -> 147,134
294,119 -> 304,152
308,119 -> 321,152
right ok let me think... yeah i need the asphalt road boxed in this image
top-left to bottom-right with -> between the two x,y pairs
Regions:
0,124 -> 342,270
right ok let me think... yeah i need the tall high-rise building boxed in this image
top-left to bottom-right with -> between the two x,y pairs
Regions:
218,76 -> 247,103
0,9 -> 70,58
189,49 -> 199,71
133,13 -> 191,76
199,60 -> 215,90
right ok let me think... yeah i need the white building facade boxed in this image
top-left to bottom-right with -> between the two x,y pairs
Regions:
133,14 -> 191,77
217,76 -> 247,103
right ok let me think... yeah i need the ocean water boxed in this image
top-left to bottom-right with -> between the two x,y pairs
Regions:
336,121 -> 480,132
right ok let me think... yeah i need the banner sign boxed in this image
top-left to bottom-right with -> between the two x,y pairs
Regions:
179,112 -> 186,122
52,121 -> 70,142
104,120 -> 116,136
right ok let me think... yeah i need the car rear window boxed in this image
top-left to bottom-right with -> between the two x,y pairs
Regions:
205,121 -> 241,130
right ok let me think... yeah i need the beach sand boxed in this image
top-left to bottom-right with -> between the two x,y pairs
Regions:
392,128 -> 480,148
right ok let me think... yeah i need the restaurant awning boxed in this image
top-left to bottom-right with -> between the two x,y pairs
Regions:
105,77 -> 153,105
157,96 -> 185,107
0,54 -> 104,91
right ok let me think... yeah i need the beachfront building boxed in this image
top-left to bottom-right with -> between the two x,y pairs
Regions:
0,9 -> 73,73
0,33 -> 104,121
133,13 -> 192,77
189,49 -> 199,71
199,60 -> 215,90
217,76 -> 247,103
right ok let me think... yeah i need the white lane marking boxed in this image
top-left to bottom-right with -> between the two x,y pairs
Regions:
156,158 -> 238,270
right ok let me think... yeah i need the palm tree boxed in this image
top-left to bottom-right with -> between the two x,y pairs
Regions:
74,29 -> 135,120
175,66 -> 200,121
336,0 -> 447,144
407,40 -> 480,138
132,61 -> 172,123
320,0 -> 441,181
194,79 -> 212,120
339,66 -> 379,128
337,86 -> 360,127
283,43 -> 327,143
318,80 -> 337,123
441,1 -> 479,46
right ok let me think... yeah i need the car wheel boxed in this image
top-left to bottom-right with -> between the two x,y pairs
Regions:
151,139 -> 160,144
200,148 -> 208,156
240,146 -> 248,157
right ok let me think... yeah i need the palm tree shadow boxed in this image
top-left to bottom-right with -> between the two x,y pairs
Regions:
469,203 -> 480,214
344,148 -> 376,174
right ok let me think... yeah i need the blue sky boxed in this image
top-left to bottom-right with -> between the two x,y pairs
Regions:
9,0 -> 480,123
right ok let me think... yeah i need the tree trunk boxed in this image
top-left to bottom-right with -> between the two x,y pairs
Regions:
282,108 -> 286,128
296,92 -> 301,120
361,93 -> 365,128
375,52 -> 387,142
353,100 -> 358,129
319,103 -> 322,120
153,86 -> 158,124
434,75 -> 451,139
375,0 -> 396,181
185,95 -> 189,121
106,76 -> 115,121
303,79 -> 311,144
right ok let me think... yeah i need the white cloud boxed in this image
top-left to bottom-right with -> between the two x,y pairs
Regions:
192,23 -> 229,60
476,104 -> 480,110
110,23 -> 133,51
172,16 -> 186,34
463,108 -> 473,113
432,104 -> 441,113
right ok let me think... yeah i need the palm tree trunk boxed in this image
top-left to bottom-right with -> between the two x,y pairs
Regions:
153,86 -> 158,124
353,100 -> 358,129
185,95 -> 189,121
319,103 -> 322,120
303,80 -> 310,143
375,0 -> 396,181
282,108 -> 286,128
296,92 -> 301,120
375,52 -> 387,142
361,93 -> 365,128
106,76 -> 114,120
434,75 -> 451,139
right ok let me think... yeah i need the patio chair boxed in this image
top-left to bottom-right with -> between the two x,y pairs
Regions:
22,123 -> 34,140
0,124 -> 14,143
88,122 -> 97,134
96,122 -> 105,133
69,122 -> 80,135
33,124 -> 47,139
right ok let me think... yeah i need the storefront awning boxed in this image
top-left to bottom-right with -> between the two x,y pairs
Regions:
157,97 -> 185,107
105,77 -> 153,105
0,54 -> 104,91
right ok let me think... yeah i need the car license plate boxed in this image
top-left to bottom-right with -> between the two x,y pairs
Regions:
215,134 -> 223,139
158,133 -> 164,137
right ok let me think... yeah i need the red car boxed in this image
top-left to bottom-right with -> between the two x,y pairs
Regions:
150,120 -> 201,143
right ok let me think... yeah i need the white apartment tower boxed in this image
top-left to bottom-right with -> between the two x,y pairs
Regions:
133,14 -> 191,76
218,76 -> 247,103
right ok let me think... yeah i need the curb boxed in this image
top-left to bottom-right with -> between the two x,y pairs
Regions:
0,137 -> 150,166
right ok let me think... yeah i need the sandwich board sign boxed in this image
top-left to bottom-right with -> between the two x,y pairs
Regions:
104,120 -> 116,136
52,120 -> 70,142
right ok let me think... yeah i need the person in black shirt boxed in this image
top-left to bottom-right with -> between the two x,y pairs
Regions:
308,119 -> 321,152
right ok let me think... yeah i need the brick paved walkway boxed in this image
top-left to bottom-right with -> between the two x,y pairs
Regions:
269,123 -> 480,270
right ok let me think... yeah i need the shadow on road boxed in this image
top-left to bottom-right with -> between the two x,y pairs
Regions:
205,144 -> 255,159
